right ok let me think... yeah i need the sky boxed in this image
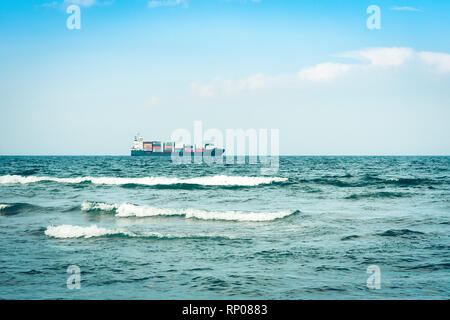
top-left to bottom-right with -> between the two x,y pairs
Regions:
0,0 -> 449,155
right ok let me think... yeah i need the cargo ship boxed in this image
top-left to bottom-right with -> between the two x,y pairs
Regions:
131,134 -> 225,157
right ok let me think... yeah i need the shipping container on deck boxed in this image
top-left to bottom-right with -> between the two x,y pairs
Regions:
143,141 -> 153,152
152,141 -> 162,152
164,142 -> 174,152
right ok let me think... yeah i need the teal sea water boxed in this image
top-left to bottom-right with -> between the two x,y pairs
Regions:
0,156 -> 449,299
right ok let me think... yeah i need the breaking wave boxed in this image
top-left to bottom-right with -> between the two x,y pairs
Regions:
81,201 -> 299,222
0,204 -> 11,210
44,225 -> 238,240
45,225 -> 132,239
0,175 -> 287,187
0,203 -> 42,216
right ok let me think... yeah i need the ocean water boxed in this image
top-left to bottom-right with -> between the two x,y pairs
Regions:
0,156 -> 449,300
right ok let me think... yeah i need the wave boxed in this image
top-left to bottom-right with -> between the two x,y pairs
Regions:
407,263 -> 450,271
364,176 -> 445,188
296,175 -> 441,188
299,178 -> 354,188
345,192 -> 410,200
45,225 -> 132,239
15,169 -> 40,176
382,177 -> 438,186
80,201 -> 118,212
81,201 -> 299,222
0,175 -> 287,187
340,235 -> 360,241
0,203 -> 41,216
44,225 -> 239,240
377,229 -> 425,237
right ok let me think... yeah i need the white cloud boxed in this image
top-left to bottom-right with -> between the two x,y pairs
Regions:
190,47 -> 450,98
418,51 -> 450,74
390,6 -> 421,12
298,63 -> 353,82
339,47 -> 415,66
237,73 -> 266,90
191,73 -> 273,98
64,0 -> 97,7
338,47 -> 450,74
148,0 -> 188,9
191,82 -> 216,98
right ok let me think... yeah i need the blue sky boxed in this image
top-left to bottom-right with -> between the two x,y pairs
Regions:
0,0 -> 449,155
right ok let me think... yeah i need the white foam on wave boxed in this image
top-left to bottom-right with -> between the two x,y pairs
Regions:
80,201 -> 118,212
44,224 -> 134,239
183,209 -> 294,222
0,204 -> 11,210
115,203 -> 182,217
81,201 -> 296,222
44,224 -> 238,240
0,175 -> 287,186
385,177 -> 400,181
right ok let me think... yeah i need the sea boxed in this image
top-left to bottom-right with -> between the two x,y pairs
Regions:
0,156 -> 448,299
